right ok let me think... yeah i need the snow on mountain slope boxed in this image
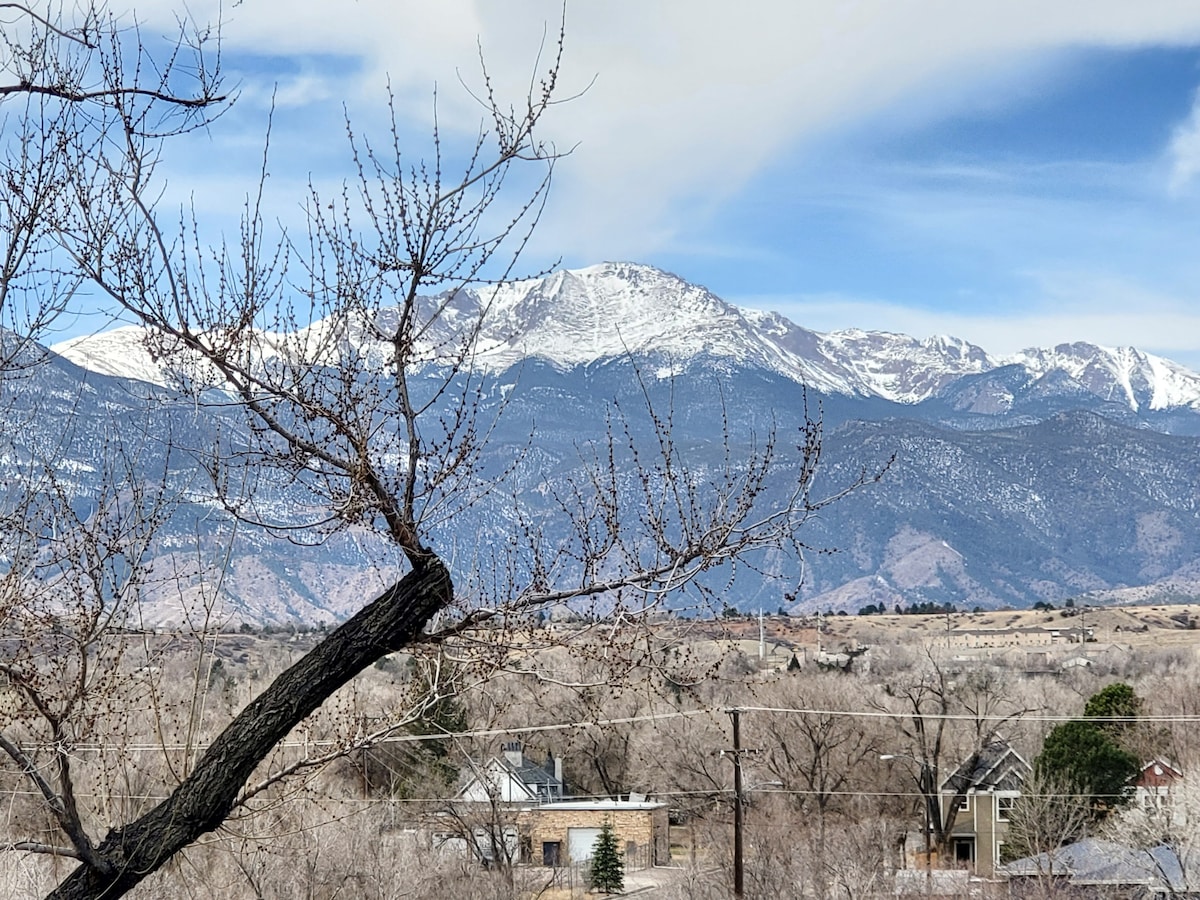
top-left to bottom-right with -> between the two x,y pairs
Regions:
52,326 -> 168,385
1009,343 -> 1200,412
48,263 -> 1200,413
464,264 -> 875,394
815,329 -> 993,404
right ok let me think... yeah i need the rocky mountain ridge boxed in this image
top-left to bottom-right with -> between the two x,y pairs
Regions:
20,263 -> 1200,620
52,263 -> 1200,417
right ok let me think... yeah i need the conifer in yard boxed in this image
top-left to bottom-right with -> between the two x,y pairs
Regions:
589,822 -> 624,894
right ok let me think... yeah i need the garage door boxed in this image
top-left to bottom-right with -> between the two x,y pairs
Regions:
567,827 -> 603,863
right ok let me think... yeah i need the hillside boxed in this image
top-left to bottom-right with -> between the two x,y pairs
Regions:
22,263 -> 1200,621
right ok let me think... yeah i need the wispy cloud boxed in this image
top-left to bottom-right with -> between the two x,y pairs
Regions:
101,2 -> 1200,361
132,1 -> 1200,258
739,275 -> 1200,366
1168,87 -> 1200,194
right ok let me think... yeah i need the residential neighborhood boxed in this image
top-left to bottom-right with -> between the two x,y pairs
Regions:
9,2 -> 1200,899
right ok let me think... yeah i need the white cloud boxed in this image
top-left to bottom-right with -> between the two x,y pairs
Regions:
1168,88 -> 1200,194
127,1 -> 1200,261
86,2 -> 1200,363
745,274 -> 1200,364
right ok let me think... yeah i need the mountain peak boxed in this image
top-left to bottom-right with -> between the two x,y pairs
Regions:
48,263 -> 1200,414
1007,342 -> 1200,412
467,262 -> 746,372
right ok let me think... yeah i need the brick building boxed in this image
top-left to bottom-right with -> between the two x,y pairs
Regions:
521,798 -> 669,867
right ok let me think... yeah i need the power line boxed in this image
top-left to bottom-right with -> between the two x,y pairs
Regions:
736,704 -> 1200,723
0,784 -> 1139,805
35,707 -> 720,755
10,701 -> 1200,758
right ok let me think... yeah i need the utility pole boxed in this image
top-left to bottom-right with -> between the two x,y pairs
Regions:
722,707 -> 755,898
722,712 -> 780,898
921,761 -> 933,897
882,753 -> 935,897
732,708 -> 746,897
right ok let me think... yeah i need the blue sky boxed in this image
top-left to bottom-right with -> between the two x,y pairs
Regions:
117,1 -> 1200,366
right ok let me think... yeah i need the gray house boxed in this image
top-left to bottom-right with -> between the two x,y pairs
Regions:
457,741 -> 566,804
940,737 -> 1031,876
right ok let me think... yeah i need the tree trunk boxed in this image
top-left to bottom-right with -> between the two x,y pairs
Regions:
48,557 -> 452,900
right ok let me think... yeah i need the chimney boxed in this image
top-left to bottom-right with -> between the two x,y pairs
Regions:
502,740 -> 523,767
544,751 -> 564,785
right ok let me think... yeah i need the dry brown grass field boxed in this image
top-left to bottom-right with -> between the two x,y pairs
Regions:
709,603 -> 1200,661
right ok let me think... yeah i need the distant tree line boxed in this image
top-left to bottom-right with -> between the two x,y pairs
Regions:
858,601 -> 958,616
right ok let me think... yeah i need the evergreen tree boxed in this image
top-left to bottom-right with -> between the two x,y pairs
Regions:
1033,684 -> 1147,825
1035,719 -> 1138,819
589,822 -> 624,894
1083,682 -> 1141,734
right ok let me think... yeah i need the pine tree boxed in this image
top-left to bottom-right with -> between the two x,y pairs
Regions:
589,821 -> 624,894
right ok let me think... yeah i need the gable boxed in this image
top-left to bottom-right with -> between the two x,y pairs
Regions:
942,738 -> 1032,795
457,751 -> 565,803
458,759 -> 539,803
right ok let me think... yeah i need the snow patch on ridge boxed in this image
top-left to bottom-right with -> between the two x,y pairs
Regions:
48,263 -> 1200,414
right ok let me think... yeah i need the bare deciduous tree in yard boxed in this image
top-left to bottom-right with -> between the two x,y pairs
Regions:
878,648 -> 1027,858
0,4 -> 872,898
1,3 -> 227,896
1003,768 -> 1092,870
758,677 -> 886,899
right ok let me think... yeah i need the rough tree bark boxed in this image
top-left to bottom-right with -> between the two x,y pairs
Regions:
49,558 -> 451,899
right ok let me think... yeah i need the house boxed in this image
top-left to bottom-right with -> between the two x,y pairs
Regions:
939,736 -> 1032,877
524,797 -> 669,868
1000,837 -> 1200,898
1121,759 -> 1189,836
950,626 -> 1095,650
457,740 -> 566,804
448,741 -> 669,870
1134,759 -> 1184,813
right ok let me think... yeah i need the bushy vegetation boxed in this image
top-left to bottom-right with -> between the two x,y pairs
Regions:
0,617 -> 1193,899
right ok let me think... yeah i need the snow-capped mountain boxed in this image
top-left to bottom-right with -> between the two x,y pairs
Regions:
52,263 -> 988,400
51,263 -> 1200,417
1011,343 -> 1200,412
455,264 -> 988,400
25,262 -> 1200,619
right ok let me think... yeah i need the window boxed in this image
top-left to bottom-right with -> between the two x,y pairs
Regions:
997,796 -> 1015,821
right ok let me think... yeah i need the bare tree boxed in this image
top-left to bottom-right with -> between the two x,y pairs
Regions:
758,675 -> 885,899
1004,769 -> 1092,865
0,428 -> 173,861
0,5 -> 880,897
1106,769 -> 1200,897
878,649 -> 1026,857
0,9 -> 229,896
0,1 -> 224,360
434,787 -> 525,895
